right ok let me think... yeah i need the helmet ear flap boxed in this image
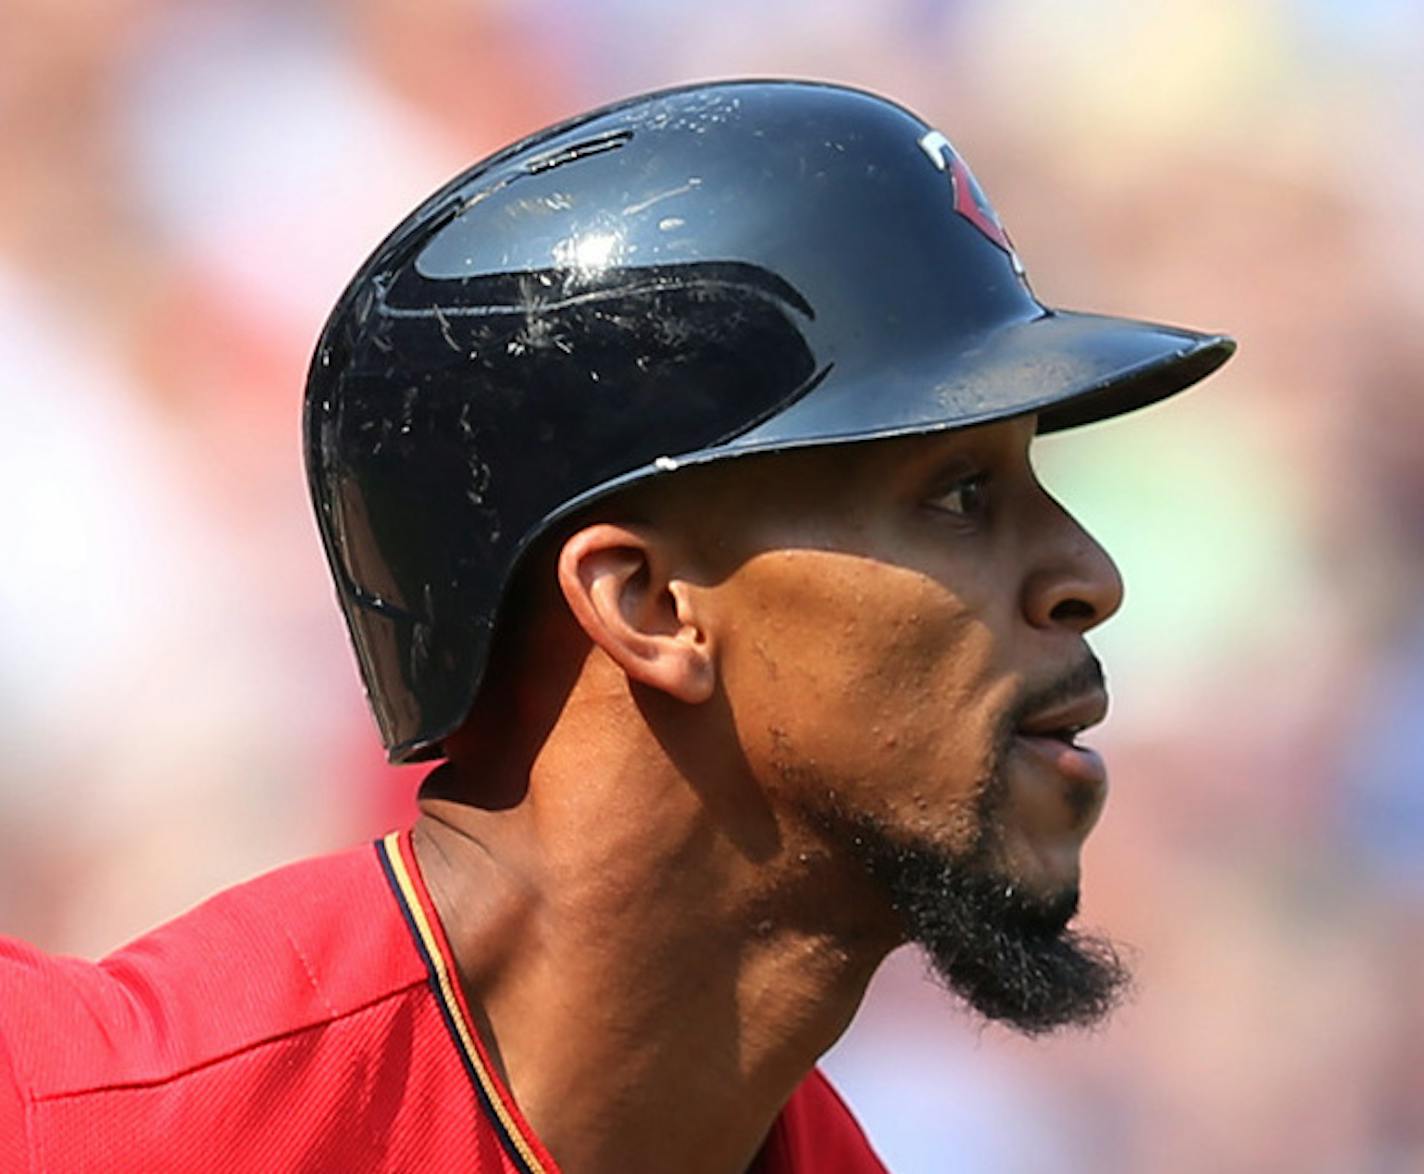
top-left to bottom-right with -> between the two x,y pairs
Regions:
308,261 -> 820,761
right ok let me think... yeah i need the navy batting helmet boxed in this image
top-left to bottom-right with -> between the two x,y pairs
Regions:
304,80 -> 1234,763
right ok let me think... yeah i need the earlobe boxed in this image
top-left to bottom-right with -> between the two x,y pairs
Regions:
557,524 -> 716,704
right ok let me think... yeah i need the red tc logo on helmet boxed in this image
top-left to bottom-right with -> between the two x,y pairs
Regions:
918,130 -> 1026,277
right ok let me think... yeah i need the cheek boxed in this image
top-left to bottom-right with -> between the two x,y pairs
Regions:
717,550 -> 1015,834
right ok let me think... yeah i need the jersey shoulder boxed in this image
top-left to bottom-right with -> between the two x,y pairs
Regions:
0,841 -> 514,1172
0,841 -> 426,1099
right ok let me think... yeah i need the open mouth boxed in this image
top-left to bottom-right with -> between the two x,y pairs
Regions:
1022,724 -> 1089,749
1012,690 -> 1110,790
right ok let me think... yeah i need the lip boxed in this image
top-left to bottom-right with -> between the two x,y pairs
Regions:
1015,689 -> 1109,740
1012,732 -> 1108,795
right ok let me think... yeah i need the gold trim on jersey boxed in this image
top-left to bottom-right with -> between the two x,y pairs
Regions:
380,831 -> 550,1174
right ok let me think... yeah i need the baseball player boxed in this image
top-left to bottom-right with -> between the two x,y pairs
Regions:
0,81 -> 1233,1171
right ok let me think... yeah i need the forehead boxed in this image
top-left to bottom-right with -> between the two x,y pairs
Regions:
659,415 -> 1038,507
622,415 -> 1038,564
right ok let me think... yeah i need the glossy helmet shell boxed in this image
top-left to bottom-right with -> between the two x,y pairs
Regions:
305,80 -> 1234,763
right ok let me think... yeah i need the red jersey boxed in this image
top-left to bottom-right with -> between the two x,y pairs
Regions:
0,830 -> 886,1172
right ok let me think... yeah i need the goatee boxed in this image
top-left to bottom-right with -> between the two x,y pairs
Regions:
849,822 -> 1130,1035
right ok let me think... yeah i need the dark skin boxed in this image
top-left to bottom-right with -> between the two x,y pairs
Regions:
413,414 -> 1124,1174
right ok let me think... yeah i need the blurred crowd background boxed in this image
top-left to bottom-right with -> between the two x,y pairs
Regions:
4,0 -> 1422,1169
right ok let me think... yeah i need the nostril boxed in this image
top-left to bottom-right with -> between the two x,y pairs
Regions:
1049,598 -> 1096,625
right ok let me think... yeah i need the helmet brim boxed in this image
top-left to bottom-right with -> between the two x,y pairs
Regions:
721,308 -> 1236,453
539,307 -> 1235,532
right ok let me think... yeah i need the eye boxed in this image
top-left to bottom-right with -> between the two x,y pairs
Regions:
926,471 -> 990,518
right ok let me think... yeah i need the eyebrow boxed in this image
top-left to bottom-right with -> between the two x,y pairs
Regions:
904,433 -> 990,475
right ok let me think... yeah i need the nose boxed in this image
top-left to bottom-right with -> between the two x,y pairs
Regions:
1020,496 -> 1125,634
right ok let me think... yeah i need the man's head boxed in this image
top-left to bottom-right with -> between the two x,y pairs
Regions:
304,79 -> 1232,767
306,79 -> 1230,1035
512,414 -> 1127,1032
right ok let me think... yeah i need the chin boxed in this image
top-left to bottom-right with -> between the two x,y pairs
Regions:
996,839 -> 1087,907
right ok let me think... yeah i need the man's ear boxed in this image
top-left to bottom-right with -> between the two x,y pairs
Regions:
556,523 -> 715,704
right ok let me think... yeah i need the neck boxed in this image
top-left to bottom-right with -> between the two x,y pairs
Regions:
411,695 -> 893,1174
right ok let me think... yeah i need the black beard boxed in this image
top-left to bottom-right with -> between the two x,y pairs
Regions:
847,818 -> 1130,1035
829,655 -> 1129,1035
